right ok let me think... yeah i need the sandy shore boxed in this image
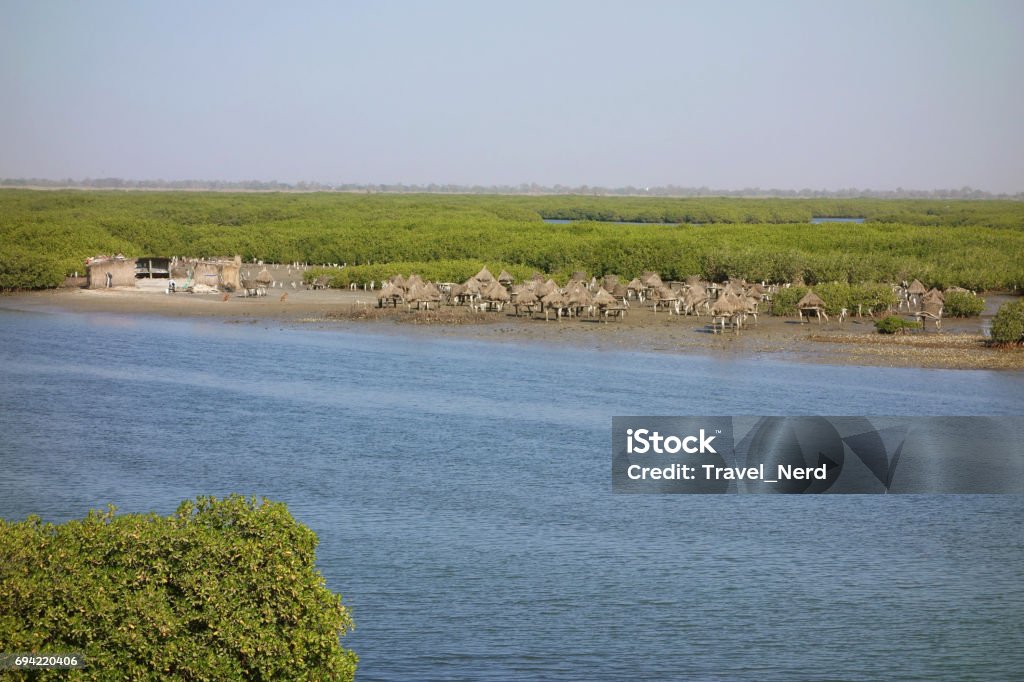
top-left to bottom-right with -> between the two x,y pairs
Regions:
4,284 -> 1022,370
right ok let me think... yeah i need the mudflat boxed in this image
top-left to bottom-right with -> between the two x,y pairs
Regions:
4,285 -> 1022,370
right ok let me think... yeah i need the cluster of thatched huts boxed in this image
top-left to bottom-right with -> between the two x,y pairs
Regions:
375,267 -> 781,328
369,267 -> 969,333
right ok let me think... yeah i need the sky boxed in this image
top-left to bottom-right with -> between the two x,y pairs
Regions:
1,0 -> 1022,192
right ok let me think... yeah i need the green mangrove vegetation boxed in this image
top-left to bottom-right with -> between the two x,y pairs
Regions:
1,189 -> 1022,291
0,495 -> 357,681
990,300 -> 1024,345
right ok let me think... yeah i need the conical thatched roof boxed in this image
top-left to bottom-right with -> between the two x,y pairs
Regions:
530,271 -> 545,282
378,282 -> 401,301
389,273 -> 407,289
593,288 -> 616,306
497,269 -> 515,285
922,287 -> 944,303
797,290 -> 826,309
462,278 -> 483,295
404,283 -> 422,302
611,283 -> 629,299
474,266 -> 495,283
535,279 -> 558,297
923,300 -> 944,316
405,273 -> 424,289
748,282 -> 767,296
256,269 -> 272,284
640,271 -> 663,288
511,285 -> 538,304
654,286 -> 677,300
565,284 -> 593,307
483,280 -> 510,302
683,287 -> 707,306
722,282 -> 745,297
541,289 -> 565,306
626,278 -> 644,291
420,281 -> 442,301
685,274 -> 703,286
907,279 -> 927,295
711,292 -> 743,315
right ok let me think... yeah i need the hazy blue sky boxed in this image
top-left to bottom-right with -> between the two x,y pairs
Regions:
2,0 -> 1022,191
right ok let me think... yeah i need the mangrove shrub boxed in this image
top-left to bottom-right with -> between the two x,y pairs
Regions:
874,316 -> 920,334
0,495 -> 357,681
989,300 -> 1024,345
943,291 -> 985,317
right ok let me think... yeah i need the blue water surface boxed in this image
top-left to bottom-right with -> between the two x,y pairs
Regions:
1,308 -> 1022,681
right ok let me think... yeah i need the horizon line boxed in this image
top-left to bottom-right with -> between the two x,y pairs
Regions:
2,177 -> 1022,200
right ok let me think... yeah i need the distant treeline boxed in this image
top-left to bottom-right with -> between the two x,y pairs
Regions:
3,177 -> 1021,200
1,189 -> 1022,291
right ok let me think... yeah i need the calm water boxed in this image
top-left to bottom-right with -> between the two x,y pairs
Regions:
1,308 -> 1022,681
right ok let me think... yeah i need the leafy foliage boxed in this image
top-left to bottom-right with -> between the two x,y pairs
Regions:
0,495 -> 356,681
874,316 -> 921,334
943,291 -> 985,317
2,189 -> 1023,291
989,300 -> 1024,345
769,286 -> 807,316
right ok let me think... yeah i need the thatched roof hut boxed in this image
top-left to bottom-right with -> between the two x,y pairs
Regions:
611,283 -> 629,299
592,288 -> 616,307
473,266 -> 495,284
626,278 -> 644,291
483,280 -> 510,302
922,287 -> 944,303
565,284 -> 593,308
907,279 -> 927,295
711,293 -> 743,316
541,289 -> 565,307
421,281 -> 442,301
797,290 -> 826,310
652,286 -> 677,301
683,286 -> 708,308
497,270 -> 515,286
510,285 -> 538,304
377,282 -> 403,304
530,271 -> 545,282
86,256 -> 137,289
722,281 -> 745,298
685,274 -> 703,286
535,279 -> 558,297
640,271 -> 663,288
570,271 -> 589,283
406,273 -> 425,289
256,269 -> 273,285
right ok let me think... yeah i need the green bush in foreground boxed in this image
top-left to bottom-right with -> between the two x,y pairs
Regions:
0,495 -> 356,681
989,300 -> 1024,345
943,291 -> 985,317
874,316 -> 920,334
